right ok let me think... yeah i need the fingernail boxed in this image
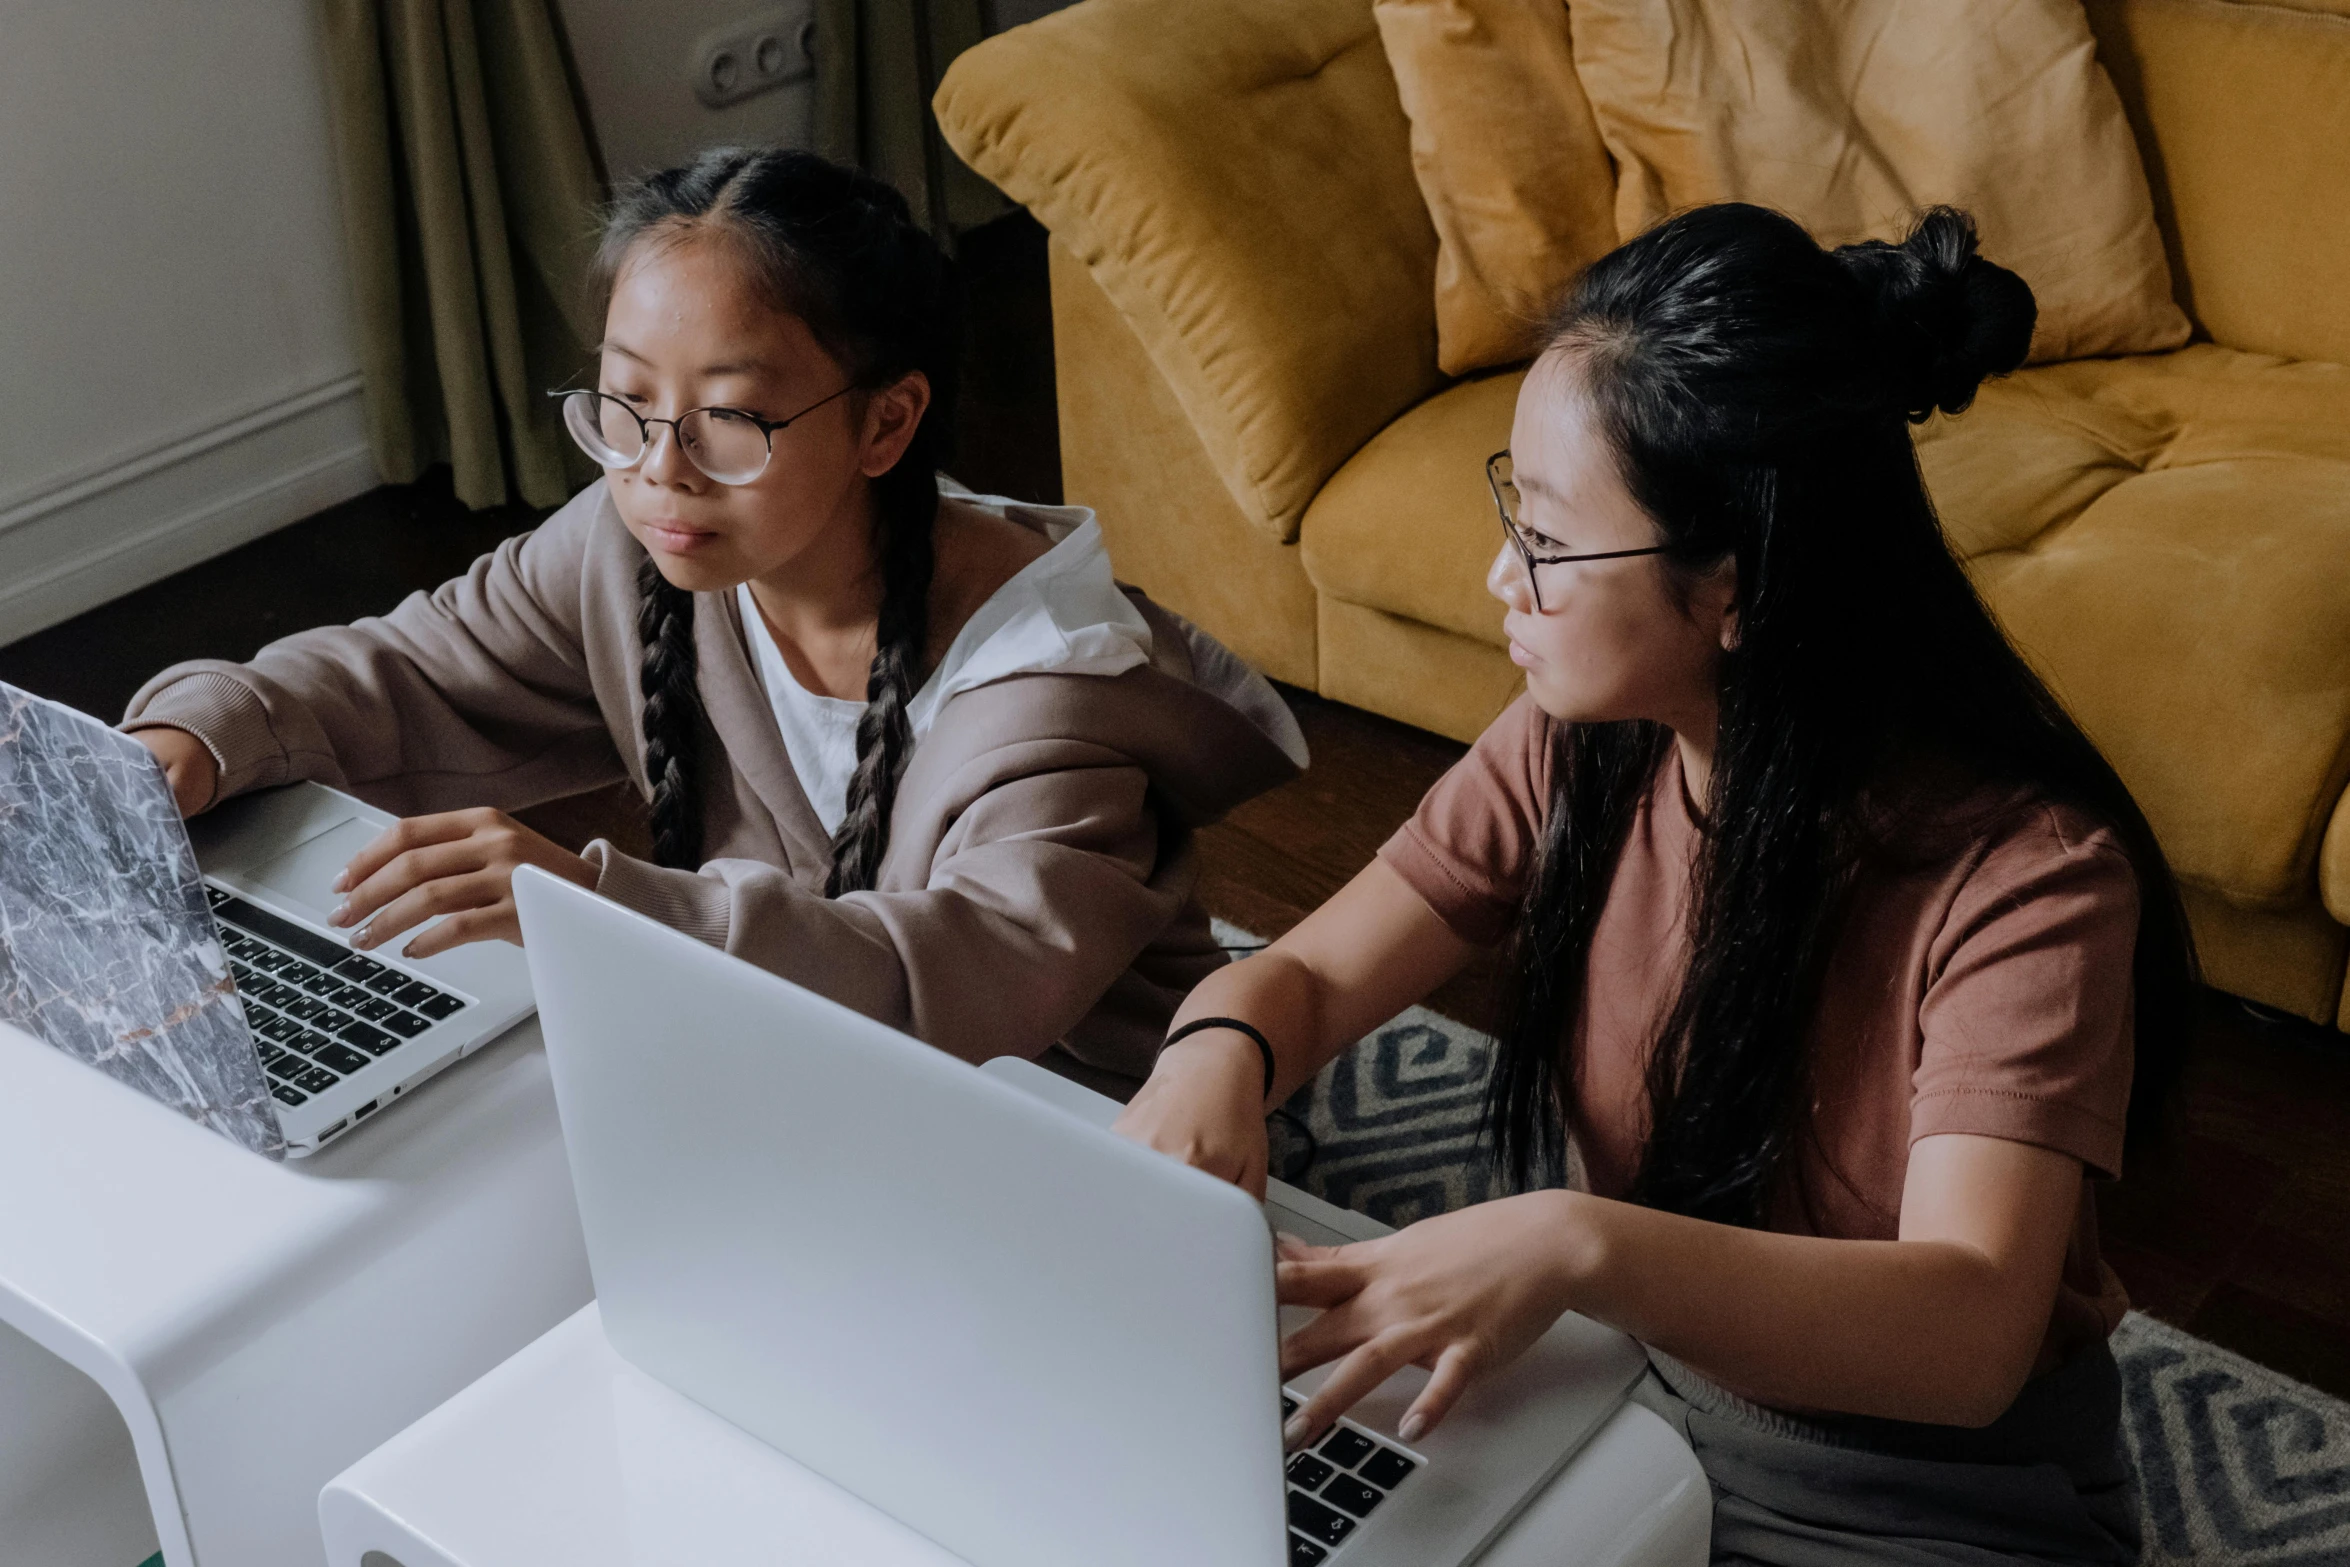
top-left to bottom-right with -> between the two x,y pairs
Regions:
352,924 -> 373,949
1398,1413 -> 1426,1443
1282,1414 -> 1309,1450
330,901 -> 350,926
330,871 -> 348,892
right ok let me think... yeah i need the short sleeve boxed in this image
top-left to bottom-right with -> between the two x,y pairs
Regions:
1377,696 -> 1556,946
1910,806 -> 2140,1179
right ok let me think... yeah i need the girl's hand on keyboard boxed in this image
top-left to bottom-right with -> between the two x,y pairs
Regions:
132,726 -> 220,816
1273,1192 -> 1584,1450
326,808 -> 599,958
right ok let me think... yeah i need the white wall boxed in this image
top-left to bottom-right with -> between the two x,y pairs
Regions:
559,0 -> 817,182
553,0 -> 1089,186
0,0 -> 374,648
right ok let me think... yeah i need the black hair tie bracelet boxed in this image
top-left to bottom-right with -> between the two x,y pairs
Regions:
1162,1016 -> 1277,1102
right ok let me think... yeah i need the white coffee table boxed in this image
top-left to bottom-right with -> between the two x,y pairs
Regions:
0,1017 -> 593,1567
321,1303 -> 1709,1567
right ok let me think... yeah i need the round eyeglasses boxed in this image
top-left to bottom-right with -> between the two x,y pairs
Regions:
552,384 -> 855,486
1487,449 -> 1668,612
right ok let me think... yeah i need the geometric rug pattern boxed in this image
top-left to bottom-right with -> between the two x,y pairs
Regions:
1268,1002 -> 1499,1224
2115,1312 -> 2350,1566
1244,954 -> 2350,1567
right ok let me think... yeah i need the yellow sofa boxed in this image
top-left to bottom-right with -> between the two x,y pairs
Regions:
935,0 -> 2350,1026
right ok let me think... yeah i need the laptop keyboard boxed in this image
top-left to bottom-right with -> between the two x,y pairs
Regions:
1280,1395 -> 1419,1561
206,887 -> 471,1107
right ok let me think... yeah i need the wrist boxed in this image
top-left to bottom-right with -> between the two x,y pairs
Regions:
131,723 -> 223,811
1527,1188 -> 1607,1311
1158,1025 -> 1272,1103
1161,1016 -> 1277,1101
191,741 -> 223,805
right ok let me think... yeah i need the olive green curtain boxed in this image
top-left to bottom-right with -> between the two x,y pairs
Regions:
320,0 -> 606,511
814,0 -> 1008,237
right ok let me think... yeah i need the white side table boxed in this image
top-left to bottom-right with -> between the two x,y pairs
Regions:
321,1305 -> 1709,1567
0,1017 -> 593,1567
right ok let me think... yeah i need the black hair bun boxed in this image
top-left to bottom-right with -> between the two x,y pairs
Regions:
1834,207 -> 2037,423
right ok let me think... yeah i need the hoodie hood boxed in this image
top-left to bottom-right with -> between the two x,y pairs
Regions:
906,483 -> 1159,735
883,482 -> 1308,831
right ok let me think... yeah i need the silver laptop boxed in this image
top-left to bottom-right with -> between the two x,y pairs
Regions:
514,865 -> 1645,1567
0,680 -> 534,1159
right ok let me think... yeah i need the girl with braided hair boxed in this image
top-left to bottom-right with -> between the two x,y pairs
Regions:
124,148 -> 1305,1083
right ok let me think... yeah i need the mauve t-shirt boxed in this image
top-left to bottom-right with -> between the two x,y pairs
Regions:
1380,697 -> 2138,1371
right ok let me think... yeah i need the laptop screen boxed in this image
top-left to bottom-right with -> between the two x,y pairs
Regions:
0,681 -> 281,1157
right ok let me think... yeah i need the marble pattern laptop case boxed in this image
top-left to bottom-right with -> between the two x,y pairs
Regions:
0,682 -> 282,1157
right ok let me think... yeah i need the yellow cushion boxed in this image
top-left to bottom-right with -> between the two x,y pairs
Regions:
935,0 -> 1444,544
2085,0 -> 2350,368
1566,0 -> 2190,363
1372,0 -> 1617,376
1919,345 -> 2350,906
1298,369 -> 1524,648
1048,242 -> 1321,690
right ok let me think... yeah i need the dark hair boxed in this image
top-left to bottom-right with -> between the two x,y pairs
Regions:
596,148 -> 961,892
1487,204 -> 2195,1223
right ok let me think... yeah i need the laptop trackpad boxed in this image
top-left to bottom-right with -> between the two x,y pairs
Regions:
245,817 -> 380,917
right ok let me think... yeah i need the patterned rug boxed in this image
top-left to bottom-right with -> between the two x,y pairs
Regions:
1241,942 -> 2350,1566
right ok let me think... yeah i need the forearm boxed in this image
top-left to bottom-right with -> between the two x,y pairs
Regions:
1167,858 -> 1479,1101
591,835 -> 1179,1064
130,653 -> 623,815
1552,1192 -> 2051,1426
125,504 -> 615,809
1167,950 -> 1346,1103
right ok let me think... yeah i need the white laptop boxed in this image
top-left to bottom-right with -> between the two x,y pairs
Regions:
514,865 -> 1646,1567
0,680 -> 535,1158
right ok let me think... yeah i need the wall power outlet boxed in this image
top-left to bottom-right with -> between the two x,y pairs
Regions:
691,3 -> 816,111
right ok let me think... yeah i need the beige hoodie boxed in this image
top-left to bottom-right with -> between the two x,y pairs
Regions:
124,481 -> 1305,1091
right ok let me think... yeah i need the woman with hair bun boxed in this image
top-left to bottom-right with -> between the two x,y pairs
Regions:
1117,204 -> 2190,1562
123,148 -> 1305,1086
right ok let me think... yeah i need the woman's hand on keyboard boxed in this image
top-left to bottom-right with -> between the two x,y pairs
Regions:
326,808 -> 599,958
1273,1192 -> 1583,1451
132,726 -> 220,816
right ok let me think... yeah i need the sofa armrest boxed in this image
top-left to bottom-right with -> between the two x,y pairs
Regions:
935,0 -> 1444,543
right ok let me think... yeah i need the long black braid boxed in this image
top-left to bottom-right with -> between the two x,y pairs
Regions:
634,554 -> 705,869
825,457 -> 937,893
592,149 -> 960,880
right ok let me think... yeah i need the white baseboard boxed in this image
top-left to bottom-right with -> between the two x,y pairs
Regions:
0,375 -> 379,649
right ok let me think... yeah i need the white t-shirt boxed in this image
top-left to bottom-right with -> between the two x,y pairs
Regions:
738,611 -> 869,836
737,485 -> 1158,837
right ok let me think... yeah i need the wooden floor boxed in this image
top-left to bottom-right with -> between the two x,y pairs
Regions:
7,211 -> 2349,1402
